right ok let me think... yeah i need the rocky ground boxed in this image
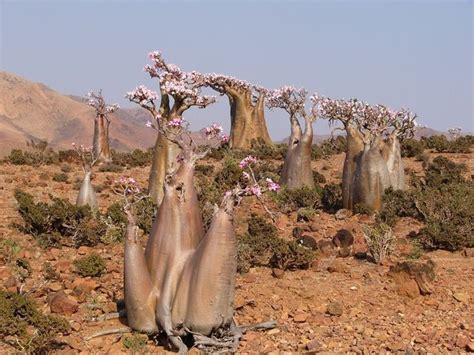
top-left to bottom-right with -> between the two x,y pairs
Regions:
0,152 -> 473,354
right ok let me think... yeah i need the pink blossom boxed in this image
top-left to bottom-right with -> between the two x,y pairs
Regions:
266,178 -> 280,192
221,134 -> 229,143
250,185 -> 262,197
203,123 -> 223,137
145,120 -> 153,128
239,155 -> 257,169
242,172 -> 250,180
167,118 -> 183,128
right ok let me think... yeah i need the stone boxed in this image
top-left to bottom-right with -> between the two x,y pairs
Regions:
338,247 -> 351,258
71,278 -> 100,293
306,339 -> 323,351
326,301 -> 343,316
332,229 -> 354,248
453,292 -> 470,304
272,268 -> 285,279
388,259 -> 436,296
317,239 -> 334,256
292,227 -> 304,239
463,248 -> 474,257
48,282 -> 63,291
293,313 -> 309,322
49,291 -> 79,315
327,260 -> 349,274
466,342 -> 474,352
296,235 -> 318,250
267,328 -> 280,335
335,209 -> 352,220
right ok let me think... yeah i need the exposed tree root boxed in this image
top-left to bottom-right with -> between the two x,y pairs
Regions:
84,326 -> 132,341
90,309 -> 127,322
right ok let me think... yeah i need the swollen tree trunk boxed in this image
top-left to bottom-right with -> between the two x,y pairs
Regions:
228,92 -> 272,149
280,115 -> 314,189
144,159 -> 204,337
92,115 -> 112,163
382,134 -> 405,190
353,137 -> 391,211
342,125 -> 364,210
172,198 -> 236,336
124,210 -> 158,333
148,133 -> 180,204
76,171 -> 98,211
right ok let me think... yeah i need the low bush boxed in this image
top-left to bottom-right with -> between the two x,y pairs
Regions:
112,149 -> 153,167
353,203 -> 374,216
237,215 -> 315,273
73,253 -> 107,277
0,290 -> 69,353
376,188 -> 420,226
297,208 -> 315,222
52,173 -> 69,182
98,163 -> 123,173
274,186 -> 322,212
123,333 -> 148,351
321,183 -> 343,213
313,171 -> 326,184
401,138 -> 425,158
363,223 -> 394,264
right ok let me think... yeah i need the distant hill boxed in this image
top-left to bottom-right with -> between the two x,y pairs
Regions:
0,72 -> 156,157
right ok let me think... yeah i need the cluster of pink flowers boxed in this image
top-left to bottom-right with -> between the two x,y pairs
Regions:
115,176 -> 141,195
86,90 -> 119,116
265,178 -> 280,192
266,86 -> 308,116
126,85 -> 158,106
167,118 -> 184,128
203,123 -> 223,137
239,155 -> 257,169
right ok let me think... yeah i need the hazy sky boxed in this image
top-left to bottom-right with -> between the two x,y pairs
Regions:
1,0 -> 472,139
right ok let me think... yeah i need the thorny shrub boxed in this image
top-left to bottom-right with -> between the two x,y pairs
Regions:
363,223 -> 395,264
274,186 -> 322,212
73,253 -> 107,277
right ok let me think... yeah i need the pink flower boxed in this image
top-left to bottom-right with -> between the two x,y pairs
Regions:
203,123 -> 223,137
250,185 -> 262,197
167,118 -> 183,128
242,172 -> 250,180
266,178 -> 280,192
221,134 -> 229,143
145,120 -> 153,128
239,155 -> 257,169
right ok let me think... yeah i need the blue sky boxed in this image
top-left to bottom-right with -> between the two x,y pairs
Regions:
1,0 -> 472,139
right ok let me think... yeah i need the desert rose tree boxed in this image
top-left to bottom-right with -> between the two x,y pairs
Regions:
112,120 -> 276,353
73,143 -> 98,212
266,86 -> 317,188
126,50 -> 216,204
204,74 -> 273,149
315,96 -> 417,210
87,90 -> 119,163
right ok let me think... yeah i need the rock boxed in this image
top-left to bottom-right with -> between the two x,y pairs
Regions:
466,342 -> 474,352
267,328 -> 280,335
77,246 -> 90,255
49,291 -> 79,315
55,260 -> 71,273
5,276 -> 18,292
335,209 -> 352,220
292,227 -> 304,239
72,278 -> 100,293
317,240 -> 334,256
463,248 -> 474,257
456,335 -> 470,348
332,229 -> 354,248
326,301 -> 343,316
306,339 -> 323,351
338,247 -> 351,258
296,235 -> 318,250
327,260 -> 349,274
388,259 -> 436,296
242,273 -> 257,283
293,313 -> 309,322
48,282 -> 63,291
453,292 -> 470,304
272,268 -> 285,279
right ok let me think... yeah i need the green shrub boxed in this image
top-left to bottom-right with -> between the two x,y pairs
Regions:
297,208 -> 315,222
112,149 -> 152,167
123,333 -> 148,351
274,186 -> 322,212
424,156 -> 466,187
422,135 -> 449,152
353,203 -> 375,216
58,149 -> 80,163
376,188 -> 420,226
7,140 -> 58,166
52,173 -> 69,182
195,164 -> 215,175
321,183 -> 343,213
401,139 -> 425,158
416,182 -> 473,251
237,215 -> 314,273
0,290 -> 69,353
98,163 -> 123,173
313,171 -> 326,184
73,253 -> 107,277
60,163 -> 73,173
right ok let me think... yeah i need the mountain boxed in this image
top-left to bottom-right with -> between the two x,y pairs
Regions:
0,72 -> 156,157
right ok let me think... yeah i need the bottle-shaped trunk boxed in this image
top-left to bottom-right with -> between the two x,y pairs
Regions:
228,93 -> 272,149
353,138 -> 391,211
76,172 -> 98,211
92,115 -> 112,163
172,203 -> 236,335
280,116 -> 314,189
342,126 -> 364,209
382,135 -> 405,190
124,213 -> 158,333
145,161 -> 204,335
148,132 -> 180,204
